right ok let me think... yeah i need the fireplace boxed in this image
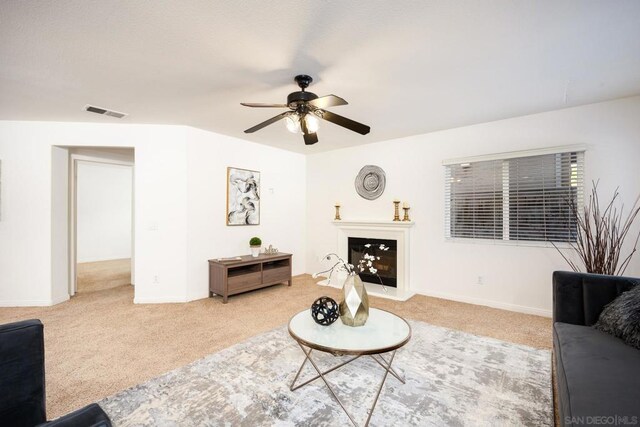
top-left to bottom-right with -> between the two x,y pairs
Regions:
348,237 -> 398,288
318,219 -> 414,301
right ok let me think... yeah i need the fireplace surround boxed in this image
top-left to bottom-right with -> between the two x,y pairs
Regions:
317,220 -> 415,301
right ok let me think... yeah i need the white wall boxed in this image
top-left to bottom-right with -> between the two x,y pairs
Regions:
51,146 -> 70,304
0,122 -> 188,306
306,96 -> 640,316
0,121 -> 306,306
1,97 -> 638,311
185,127 -> 307,301
77,162 -> 133,263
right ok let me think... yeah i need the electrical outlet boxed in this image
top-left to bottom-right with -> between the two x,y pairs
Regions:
477,276 -> 484,285
153,275 -> 159,284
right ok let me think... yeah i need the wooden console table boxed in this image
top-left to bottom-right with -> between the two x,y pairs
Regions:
208,253 -> 292,303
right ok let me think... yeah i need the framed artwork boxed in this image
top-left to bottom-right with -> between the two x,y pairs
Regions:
227,167 -> 260,226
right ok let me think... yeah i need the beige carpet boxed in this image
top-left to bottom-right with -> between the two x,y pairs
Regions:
0,260 -> 552,419
76,259 -> 132,293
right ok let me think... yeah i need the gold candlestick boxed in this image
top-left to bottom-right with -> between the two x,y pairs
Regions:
393,201 -> 401,221
334,205 -> 341,221
402,207 -> 411,221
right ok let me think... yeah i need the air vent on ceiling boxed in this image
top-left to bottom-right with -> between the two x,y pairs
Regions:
83,104 -> 127,119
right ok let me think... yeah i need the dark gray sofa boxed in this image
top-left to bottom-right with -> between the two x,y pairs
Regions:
553,271 -> 640,426
0,319 -> 111,427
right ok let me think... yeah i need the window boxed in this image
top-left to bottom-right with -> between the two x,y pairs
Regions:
444,148 -> 584,243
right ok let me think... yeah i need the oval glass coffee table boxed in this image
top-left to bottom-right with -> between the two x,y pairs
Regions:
288,308 -> 411,427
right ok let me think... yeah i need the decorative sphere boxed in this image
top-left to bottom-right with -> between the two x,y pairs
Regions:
311,296 -> 339,326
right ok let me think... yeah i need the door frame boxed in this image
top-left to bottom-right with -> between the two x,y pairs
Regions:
69,154 -> 135,296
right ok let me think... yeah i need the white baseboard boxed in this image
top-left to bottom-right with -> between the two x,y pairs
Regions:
186,292 -> 209,302
0,299 -> 57,307
51,294 -> 70,306
133,296 -> 189,304
419,290 -> 552,318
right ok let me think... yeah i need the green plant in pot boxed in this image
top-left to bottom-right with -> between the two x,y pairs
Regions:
249,237 -> 262,258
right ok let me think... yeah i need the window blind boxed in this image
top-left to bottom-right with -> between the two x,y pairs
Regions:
445,150 -> 584,243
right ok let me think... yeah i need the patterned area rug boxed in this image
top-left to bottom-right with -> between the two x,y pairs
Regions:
99,320 -> 552,426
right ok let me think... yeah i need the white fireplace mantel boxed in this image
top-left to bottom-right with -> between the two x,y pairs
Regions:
332,219 -> 415,228
317,219 -> 415,301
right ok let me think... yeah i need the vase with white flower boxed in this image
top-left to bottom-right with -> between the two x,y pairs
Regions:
313,243 -> 390,327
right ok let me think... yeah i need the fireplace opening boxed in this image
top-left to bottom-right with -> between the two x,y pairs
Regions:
348,237 -> 397,288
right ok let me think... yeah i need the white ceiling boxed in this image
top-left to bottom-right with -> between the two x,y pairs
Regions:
1,1 -> 640,154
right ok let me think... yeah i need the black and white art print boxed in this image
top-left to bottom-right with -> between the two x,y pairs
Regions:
227,167 -> 260,226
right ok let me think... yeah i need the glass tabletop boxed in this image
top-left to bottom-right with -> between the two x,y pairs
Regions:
288,308 -> 411,355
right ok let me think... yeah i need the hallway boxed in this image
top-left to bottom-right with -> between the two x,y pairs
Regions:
76,259 -> 131,293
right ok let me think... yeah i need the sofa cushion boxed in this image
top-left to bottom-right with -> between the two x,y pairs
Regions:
554,322 -> 640,424
594,284 -> 640,349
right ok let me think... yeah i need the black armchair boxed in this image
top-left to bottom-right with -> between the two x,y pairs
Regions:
0,319 -> 111,427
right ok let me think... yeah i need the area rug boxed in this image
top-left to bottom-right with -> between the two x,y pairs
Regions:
99,320 -> 552,426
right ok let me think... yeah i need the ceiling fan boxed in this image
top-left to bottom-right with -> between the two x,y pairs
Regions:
241,75 -> 370,145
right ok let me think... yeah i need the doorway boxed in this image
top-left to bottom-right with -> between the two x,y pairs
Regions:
69,148 -> 134,296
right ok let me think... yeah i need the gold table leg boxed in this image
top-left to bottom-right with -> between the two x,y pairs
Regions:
364,350 -> 397,427
369,353 -> 405,384
290,346 -> 361,391
290,343 -> 404,427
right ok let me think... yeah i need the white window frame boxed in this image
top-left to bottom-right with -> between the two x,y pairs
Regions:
443,145 -> 586,247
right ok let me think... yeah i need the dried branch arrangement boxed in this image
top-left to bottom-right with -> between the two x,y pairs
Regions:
554,182 -> 640,275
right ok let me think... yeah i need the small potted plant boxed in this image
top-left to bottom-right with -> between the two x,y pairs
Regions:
249,237 -> 262,257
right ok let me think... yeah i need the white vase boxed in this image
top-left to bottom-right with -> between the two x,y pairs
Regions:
250,246 -> 261,257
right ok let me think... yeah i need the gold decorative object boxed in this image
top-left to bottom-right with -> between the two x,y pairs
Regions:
402,202 -> 411,222
393,200 -> 401,221
264,244 -> 279,255
339,274 -> 369,326
334,204 -> 341,221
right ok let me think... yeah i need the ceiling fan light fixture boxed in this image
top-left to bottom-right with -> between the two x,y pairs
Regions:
241,74 -> 370,146
304,114 -> 319,133
285,114 -> 300,133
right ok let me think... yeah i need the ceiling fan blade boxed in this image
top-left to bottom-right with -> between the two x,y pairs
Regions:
307,94 -> 348,109
244,111 -> 292,133
316,110 -> 370,135
241,102 -> 289,108
303,132 -> 319,145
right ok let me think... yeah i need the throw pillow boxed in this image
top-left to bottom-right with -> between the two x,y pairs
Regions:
594,284 -> 640,349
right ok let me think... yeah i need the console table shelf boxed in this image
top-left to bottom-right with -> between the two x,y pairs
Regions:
208,253 -> 292,303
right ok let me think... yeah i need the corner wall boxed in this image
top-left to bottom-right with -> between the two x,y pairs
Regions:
0,121 -> 306,306
0,122 -> 189,305
2,97 -> 638,312
185,127 -> 306,301
306,96 -> 640,316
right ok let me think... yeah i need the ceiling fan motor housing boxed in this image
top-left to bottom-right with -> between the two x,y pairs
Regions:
287,91 -> 318,109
